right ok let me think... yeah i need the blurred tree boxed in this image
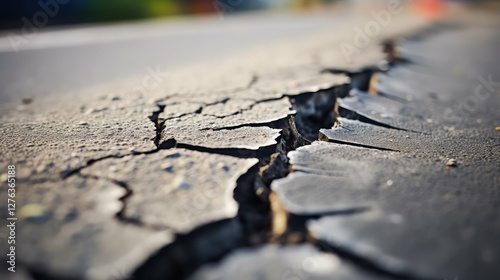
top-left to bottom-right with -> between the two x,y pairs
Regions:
185,0 -> 217,14
86,0 -> 148,22
145,0 -> 184,17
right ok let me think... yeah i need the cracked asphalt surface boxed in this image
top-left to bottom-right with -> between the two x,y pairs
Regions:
1,4 -> 500,280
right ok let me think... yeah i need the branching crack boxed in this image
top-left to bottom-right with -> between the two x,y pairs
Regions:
56,37 -> 436,280
201,96 -> 285,119
132,39 -> 438,280
132,84 -> 343,279
76,173 -> 176,231
60,154 -> 126,179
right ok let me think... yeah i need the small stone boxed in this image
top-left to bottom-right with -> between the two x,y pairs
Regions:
36,162 -> 54,173
22,98 -> 33,105
79,121 -> 89,126
19,204 -> 47,220
446,159 -> 458,167
174,176 -> 190,190
377,60 -> 389,71
217,162 -> 230,172
255,187 -> 265,196
161,163 -> 174,172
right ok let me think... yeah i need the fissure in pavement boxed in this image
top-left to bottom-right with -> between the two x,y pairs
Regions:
52,37 -> 429,280
132,44 -> 428,279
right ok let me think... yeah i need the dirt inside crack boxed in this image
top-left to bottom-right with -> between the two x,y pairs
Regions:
132,84 -> 346,279
131,39 -> 432,280
53,48 -> 410,280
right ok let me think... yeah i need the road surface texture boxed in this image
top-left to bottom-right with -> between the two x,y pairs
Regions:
1,3 -> 500,280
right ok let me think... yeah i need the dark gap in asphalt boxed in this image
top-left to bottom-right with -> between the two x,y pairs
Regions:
59,154 -> 122,179
158,138 -> 177,149
382,40 -> 413,67
205,115 -> 291,131
176,142 -> 277,159
200,96 -> 285,120
313,240 -> 438,280
280,207 -> 370,244
44,32 -> 447,280
318,133 -> 400,152
159,136 -> 278,159
77,173 -> 175,231
323,44 -> 424,134
149,104 -> 167,148
58,46 -> 413,280
338,106 -> 412,132
28,268 -> 80,280
291,86 -> 348,141
376,89 -> 412,104
133,87 -> 342,279
133,58 -> 417,279
133,218 -> 246,280
323,67 -> 379,92
59,144 -> 171,181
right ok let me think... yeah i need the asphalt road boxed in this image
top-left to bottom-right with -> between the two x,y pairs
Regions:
1,4 -> 499,280
0,11 -> 349,107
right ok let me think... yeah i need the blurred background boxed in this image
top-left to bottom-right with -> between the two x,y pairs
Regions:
0,0 -> 346,29
0,0 -> 482,30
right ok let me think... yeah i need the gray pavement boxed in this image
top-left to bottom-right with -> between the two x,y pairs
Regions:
0,12 -> 350,106
0,4 -> 499,280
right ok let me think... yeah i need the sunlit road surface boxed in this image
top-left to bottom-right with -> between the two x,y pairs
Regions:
0,9 -> 362,107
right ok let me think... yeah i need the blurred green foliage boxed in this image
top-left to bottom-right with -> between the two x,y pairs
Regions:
83,0 -> 339,21
0,0 -> 341,29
